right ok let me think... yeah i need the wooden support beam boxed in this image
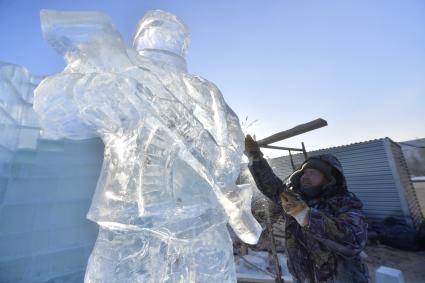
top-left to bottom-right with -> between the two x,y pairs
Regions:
256,118 -> 327,146
259,145 -> 304,152
265,201 -> 284,283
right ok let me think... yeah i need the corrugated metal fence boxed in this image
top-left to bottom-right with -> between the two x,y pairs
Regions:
267,138 -> 423,229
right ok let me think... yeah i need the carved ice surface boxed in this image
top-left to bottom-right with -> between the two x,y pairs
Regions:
0,63 -> 41,156
34,9 -> 262,282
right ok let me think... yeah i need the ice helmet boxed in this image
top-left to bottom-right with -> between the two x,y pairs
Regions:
133,10 -> 190,58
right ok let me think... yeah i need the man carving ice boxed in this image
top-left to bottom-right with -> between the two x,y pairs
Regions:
34,10 -> 261,283
245,135 -> 369,283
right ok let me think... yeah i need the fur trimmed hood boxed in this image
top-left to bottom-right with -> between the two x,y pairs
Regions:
287,154 -> 347,198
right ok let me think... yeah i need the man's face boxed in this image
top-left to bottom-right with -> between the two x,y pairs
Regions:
300,168 -> 327,188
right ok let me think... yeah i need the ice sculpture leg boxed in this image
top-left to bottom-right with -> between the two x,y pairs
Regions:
85,224 -> 235,283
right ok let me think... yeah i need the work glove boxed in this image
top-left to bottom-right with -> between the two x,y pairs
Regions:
244,134 -> 263,161
279,191 -> 310,227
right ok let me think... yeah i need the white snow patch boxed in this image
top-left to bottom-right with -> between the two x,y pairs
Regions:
236,250 -> 293,282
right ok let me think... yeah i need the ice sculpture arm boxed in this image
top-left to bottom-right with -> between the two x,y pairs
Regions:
248,158 -> 287,204
182,77 -> 261,244
180,75 -> 244,183
34,73 -> 97,139
34,71 -> 149,139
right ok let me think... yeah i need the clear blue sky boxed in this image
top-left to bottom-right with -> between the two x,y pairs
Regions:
1,0 -> 424,157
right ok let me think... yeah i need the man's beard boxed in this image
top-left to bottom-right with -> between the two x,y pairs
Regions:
299,185 -> 323,200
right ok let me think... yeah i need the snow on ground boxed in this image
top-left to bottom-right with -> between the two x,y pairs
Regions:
412,176 -> 425,182
236,250 -> 293,282
365,244 -> 425,283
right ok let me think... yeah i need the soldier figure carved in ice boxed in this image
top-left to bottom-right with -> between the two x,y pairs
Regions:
34,10 -> 261,283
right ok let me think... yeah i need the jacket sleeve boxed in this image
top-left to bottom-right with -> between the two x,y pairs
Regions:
306,199 -> 368,257
248,158 -> 287,204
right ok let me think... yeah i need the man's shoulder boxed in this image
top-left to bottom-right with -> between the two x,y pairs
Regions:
326,190 -> 363,211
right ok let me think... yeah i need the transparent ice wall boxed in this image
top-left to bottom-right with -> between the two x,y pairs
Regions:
0,63 -> 41,156
34,9 -> 261,282
0,63 -> 103,283
0,63 -> 42,218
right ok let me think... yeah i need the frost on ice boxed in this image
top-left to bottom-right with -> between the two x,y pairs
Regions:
33,10 -> 261,282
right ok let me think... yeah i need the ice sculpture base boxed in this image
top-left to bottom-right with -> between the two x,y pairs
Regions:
85,224 -> 236,283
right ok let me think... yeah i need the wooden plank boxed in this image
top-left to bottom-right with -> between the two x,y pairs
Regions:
259,145 -> 304,152
265,201 -> 284,283
256,119 -> 327,146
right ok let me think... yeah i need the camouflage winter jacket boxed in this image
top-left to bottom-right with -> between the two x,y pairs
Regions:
249,154 -> 369,283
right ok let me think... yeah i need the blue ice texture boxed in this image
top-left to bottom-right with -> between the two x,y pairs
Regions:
0,63 -> 41,154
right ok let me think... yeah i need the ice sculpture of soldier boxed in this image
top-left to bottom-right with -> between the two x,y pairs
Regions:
34,10 -> 261,283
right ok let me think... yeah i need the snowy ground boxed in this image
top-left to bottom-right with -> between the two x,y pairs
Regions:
235,250 -> 293,282
412,177 -> 425,182
235,245 -> 425,283
365,244 -> 425,283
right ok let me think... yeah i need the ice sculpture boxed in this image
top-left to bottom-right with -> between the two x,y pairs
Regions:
34,10 -> 262,282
